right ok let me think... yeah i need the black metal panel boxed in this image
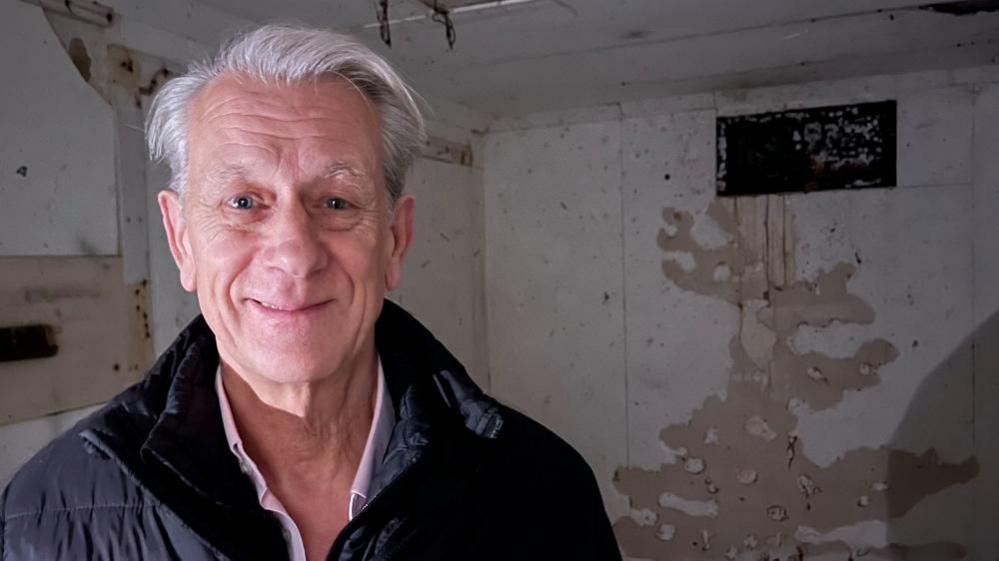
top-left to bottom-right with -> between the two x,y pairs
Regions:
717,101 -> 896,196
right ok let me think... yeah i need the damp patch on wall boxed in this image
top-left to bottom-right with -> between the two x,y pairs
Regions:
717,101 -> 897,196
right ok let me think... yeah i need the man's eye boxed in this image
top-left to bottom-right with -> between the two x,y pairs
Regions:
325,197 -> 350,210
229,195 -> 254,210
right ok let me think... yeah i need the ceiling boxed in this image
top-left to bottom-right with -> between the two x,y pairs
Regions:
191,0 -> 999,117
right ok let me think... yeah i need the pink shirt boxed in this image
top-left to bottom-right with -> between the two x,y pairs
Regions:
215,361 -> 395,561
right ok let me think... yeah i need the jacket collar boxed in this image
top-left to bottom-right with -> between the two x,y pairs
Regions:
83,300 -> 504,509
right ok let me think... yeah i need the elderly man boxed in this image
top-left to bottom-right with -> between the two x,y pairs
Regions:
0,24 -> 620,561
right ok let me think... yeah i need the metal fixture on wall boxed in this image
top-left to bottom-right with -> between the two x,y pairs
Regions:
18,0 -> 114,26
429,0 -> 457,49
377,0 -> 392,46
716,101 -> 897,196
367,0 -> 541,49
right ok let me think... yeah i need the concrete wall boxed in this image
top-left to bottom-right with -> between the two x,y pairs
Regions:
483,67 -> 999,560
0,1 -> 487,484
390,152 -> 489,389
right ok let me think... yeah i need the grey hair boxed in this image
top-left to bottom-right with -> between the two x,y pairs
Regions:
146,24 -> 426,202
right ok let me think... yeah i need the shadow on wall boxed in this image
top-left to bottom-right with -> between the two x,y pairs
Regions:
883,308 -> 998,560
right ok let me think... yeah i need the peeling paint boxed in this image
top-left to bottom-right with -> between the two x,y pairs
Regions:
614,198 -> 978,559
656,199 -> 899,412
615,385 -> 979,559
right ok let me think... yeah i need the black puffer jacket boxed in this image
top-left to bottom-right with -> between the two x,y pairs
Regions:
1,301 -> 621,561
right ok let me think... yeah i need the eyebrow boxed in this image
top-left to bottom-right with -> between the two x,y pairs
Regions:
319,162 -> 366,180
204,165 -> 247,189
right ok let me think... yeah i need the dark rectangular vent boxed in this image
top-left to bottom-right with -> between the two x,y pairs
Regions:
717,101 -> 896,196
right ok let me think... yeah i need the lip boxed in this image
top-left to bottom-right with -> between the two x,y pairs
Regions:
246,298 -> 333,315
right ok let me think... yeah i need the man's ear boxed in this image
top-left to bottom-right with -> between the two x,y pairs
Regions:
385,194 -> 415,291
158,189 -> 197,292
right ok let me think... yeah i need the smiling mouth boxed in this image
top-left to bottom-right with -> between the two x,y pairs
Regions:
249,299 -> 332,313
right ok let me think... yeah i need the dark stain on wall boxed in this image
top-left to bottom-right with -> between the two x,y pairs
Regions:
66,37 -> 91,83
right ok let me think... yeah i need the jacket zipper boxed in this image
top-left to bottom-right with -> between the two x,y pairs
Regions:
325,455 -> 421,561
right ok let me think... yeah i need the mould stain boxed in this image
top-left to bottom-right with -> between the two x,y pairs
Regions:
614,198 -> 978,560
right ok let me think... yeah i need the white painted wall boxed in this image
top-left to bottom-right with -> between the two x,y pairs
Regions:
0,2 -> 125,486
483,67 -> 999,559
0,2 -> 116,256
483,121 -> 629,514
391,153 -> 488,389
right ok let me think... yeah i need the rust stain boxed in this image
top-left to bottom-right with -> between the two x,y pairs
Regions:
109,44 -> 140,86
615,198 -> 977,559
106,44 -> 172,108
0,257 -> 153,425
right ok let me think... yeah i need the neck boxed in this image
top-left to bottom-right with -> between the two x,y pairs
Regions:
219,349 -> 378,482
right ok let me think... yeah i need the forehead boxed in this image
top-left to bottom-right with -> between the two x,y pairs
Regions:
186,73 -> 382,179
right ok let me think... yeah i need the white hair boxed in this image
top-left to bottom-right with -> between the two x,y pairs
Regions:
146,24 -> 426,201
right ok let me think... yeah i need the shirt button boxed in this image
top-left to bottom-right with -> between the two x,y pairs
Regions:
238,461 -> 249,475
281,527 -> 291,541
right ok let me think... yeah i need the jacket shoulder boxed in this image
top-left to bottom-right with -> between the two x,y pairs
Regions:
493,403 -> 595,479
1,392 -> 154,520
464,402 -> 622,559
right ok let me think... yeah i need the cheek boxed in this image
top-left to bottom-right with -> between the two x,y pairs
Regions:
192,231 -> 256,301
326,229 -> 388,283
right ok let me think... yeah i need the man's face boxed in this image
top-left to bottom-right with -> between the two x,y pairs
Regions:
158,74 -> 414,386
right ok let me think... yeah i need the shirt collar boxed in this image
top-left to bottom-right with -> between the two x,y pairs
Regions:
215,358 -> 395,520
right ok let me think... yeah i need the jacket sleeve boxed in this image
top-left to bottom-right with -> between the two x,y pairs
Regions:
540,449 -> 622,560
1,484 -> 7,559
578,465 -> 623,560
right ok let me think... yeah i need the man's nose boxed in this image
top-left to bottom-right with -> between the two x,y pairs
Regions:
264,202 -> 328,278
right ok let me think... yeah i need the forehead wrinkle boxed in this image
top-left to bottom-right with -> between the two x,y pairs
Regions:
209,114 -> 374,146
211,112 -> 351,127
205,164 -> 247,187
189,76 -> 384,194
198,89 -> 380,136
320,162 -> 364,179
197,79 -> 378,123
195,94 -> 251,123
